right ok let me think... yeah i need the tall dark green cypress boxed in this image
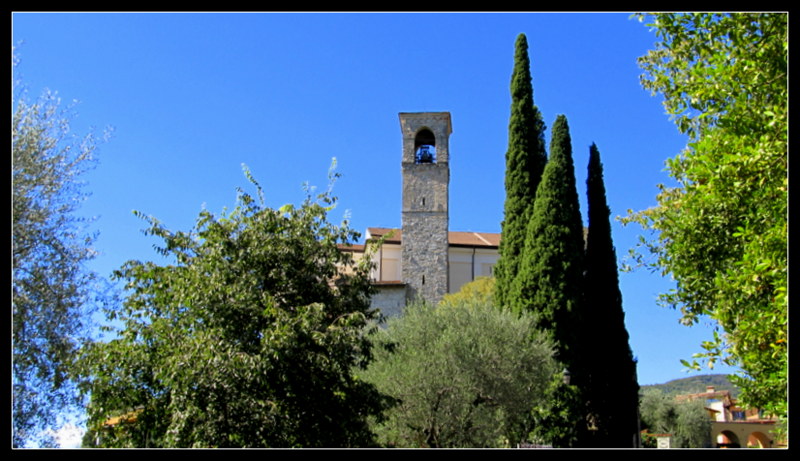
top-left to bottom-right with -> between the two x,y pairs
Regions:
494,33 -> 547,310
583,144 -> 640,447
514,115 -> 585,448
510,114 -> 583,368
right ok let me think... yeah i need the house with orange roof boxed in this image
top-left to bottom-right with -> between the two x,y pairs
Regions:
676,386 -> 784,448
340,226 -> 500,317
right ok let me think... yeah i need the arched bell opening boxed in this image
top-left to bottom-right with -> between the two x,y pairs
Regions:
414,128 -> 437,164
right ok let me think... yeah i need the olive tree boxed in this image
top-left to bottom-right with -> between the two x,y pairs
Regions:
12,51 -> 108,447
362,291 -> 558,448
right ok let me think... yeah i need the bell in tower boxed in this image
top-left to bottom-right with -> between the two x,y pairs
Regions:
414,128 -> 437,163
416,144 -> 435,163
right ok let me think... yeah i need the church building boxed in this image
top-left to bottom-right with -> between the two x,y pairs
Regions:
341,112 -> 501,317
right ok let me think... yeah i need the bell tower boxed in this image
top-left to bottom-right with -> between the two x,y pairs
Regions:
399,112 -> 451,305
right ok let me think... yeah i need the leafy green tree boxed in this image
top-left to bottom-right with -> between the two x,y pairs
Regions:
528,373 -> 583,448
510,115 -> 584,368
439,276 -> 494,308
509,114 -> 586,447
638,389 -> 712,448
494,33 -> 548,310
362,299 -> 558,448
78,168 -> 391,447
12,52 -> 107,447
582,144 -> 640,447
625,13 -> 787,430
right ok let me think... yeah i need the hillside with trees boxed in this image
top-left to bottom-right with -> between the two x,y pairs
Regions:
641,374 -> 739,398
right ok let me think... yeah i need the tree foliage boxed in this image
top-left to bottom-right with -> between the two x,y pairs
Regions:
78,168 -> 391,447
527,373 -> 583,448
510,115 -> 584,367
582,144 -> 640,447
508,114 -> 586,447
12,51 -> 106,447
638,389 -> 712,448
624,13 -> 787,429
494,32 -> 548,310
362,298 -> 558,448
438,276 -> 494,309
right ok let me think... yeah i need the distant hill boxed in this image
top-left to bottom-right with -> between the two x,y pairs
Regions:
641,374 -> 740,398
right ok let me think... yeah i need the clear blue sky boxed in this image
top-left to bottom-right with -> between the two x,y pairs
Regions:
12,11 -> 741,386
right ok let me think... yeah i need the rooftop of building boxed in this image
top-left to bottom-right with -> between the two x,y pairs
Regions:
676,386 -> 734,404
365,227 -> 501,248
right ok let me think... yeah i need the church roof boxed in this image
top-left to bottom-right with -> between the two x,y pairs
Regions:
366,227 -> 500,248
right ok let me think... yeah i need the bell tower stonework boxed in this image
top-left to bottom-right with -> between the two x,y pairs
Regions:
399,112 -> 451,305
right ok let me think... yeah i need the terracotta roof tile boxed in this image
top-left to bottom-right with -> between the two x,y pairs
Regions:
366,227 -> 500,248
366,227 -> 402,243
337,243 -> 366,252
448,231 -> 501,247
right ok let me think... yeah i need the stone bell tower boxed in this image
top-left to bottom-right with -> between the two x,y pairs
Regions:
400,112 -> 451,305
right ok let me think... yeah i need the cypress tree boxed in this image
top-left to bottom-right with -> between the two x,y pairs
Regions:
510,114 -> 583,368
494,33 -> 547,310
583,143 -> 640,447
514,115 -> 585,448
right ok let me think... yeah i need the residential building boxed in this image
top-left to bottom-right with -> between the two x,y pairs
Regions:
341,227 -> 500,317
676,386 -> 785,448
